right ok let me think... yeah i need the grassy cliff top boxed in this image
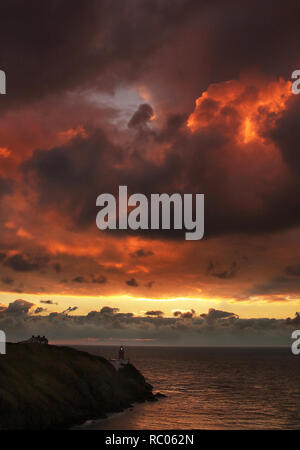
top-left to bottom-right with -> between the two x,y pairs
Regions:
0,343 -> 154,429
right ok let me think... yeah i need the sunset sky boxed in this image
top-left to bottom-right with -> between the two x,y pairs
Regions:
1,0 -> 300,344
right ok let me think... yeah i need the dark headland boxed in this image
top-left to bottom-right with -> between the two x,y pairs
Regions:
0,343 -> 157,429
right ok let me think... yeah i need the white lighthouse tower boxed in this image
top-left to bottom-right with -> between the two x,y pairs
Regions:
110,345 -> 129,371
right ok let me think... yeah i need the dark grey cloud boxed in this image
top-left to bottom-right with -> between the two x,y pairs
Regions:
62,306 -> 78,314
2,276 -> 13,285
207,261 -> 238,279
0,303 -> 295,346
200,308 -> 239,323
128,104 -> 154,130
4,253 -> 49,272
40,300 -> 57,305
22,130 -> 123,228
52,263 -> 62,274
126,278 -> 138,287
91,274 -> 107,284
0,176 -> 14,224
34,307 -> 46,314
245,273 -> 300,298
0,0 -> 196,112
99,306 -> 120,316
5,299 -> 34,315
130,249 -> 154,258
72,274 -> 107,284
286,312 -> 300,325
0,253 -> 6,261
144,310 -> 164,317
268,97 -> 300,174
72,276 -> 87,284
0,176 -> 13,197
285,264 -> 300,277
173,309 -> 196,319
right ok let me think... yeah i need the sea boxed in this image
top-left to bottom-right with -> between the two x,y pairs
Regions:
72,346 -> 300,430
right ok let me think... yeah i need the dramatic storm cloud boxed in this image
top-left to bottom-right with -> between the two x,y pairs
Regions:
0,1 -> 300,338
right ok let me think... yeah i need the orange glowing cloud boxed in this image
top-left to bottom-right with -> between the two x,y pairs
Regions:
0,147 -> 11,158
58,125 -> 87,142
187,77 -> 292,144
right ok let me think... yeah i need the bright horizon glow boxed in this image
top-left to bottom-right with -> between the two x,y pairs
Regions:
0,291 -> 299,319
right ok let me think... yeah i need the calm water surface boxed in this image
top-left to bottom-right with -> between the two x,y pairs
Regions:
73,346 -> 300,430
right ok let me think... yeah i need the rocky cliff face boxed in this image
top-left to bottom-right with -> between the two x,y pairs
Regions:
0,343 -> 155,429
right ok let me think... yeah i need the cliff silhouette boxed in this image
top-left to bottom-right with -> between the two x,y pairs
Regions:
0,343 -> 155,429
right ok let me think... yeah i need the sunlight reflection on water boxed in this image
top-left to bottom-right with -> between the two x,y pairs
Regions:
73,346 -> 300,430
